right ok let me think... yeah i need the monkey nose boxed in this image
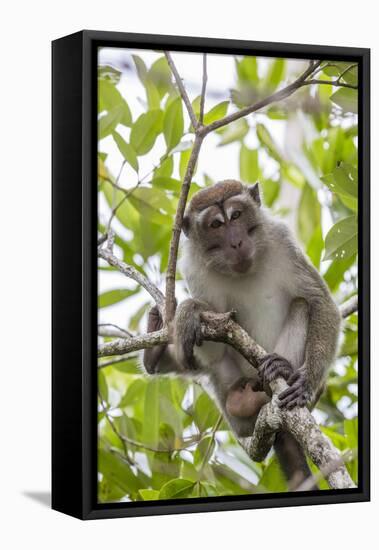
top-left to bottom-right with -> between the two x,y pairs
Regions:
231,240 -> 243,249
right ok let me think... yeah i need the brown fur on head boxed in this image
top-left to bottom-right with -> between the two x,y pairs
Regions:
187,180 -> 245,214
183,180 -> 261,235
182,180 -> 265,276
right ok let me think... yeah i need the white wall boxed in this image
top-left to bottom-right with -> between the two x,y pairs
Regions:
1,1 -> 376,548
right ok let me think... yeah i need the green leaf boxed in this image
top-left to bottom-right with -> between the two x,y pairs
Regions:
163,97 -> 184,151
98,105 -> 124,140
297,182 -> 321,246
98,287 -> 138,308
143,378 -> 160,447
203,101 -> 229,125
216,118 -> 249,146
154,155 -> 174,179
139,489 -> 160,501
119,378 -> 147,408
179,148 -> 192,180
344,417 -> 358,449
236,56 -> 259,84
131,186 -> 176,216
194,435 -> 215,469
152,177 -> 182,194
129,302 -> 150,332
306,225 -> 324,269
340,326 -> 358,357
98,370 -> 108,403
132,55 -> 148,83
259,457 -> 287,492
321,162 -> 357,206
261,179 -> 280,207
330,88 -> 358,114
148,57 -> 172,98
239,144 -> 259,183
145,79 -> 161,110
256,123 -> 282,163
265,58 -> 285,91
130,110 -> 163,155
193,393 -> 219,432
323,215 -> 358,261
98,449 -> 142,495
159,478 -> 195,500
98,65 -> 121,84
98,80 -> 132,126
324,253 -> 356,292
112,131 -> 139,172
344,417 -> 358,483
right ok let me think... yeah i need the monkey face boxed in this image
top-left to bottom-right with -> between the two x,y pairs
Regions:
188,186 -> 266,277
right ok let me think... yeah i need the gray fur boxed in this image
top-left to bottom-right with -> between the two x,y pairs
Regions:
143,181 -> 341,481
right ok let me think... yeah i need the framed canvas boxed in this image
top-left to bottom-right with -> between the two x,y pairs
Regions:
52,30 -> 370,520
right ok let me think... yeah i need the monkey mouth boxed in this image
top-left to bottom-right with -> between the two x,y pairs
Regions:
232,258 -> 252,274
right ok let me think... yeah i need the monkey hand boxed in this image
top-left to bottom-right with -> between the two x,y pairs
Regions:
174,299 -> 208,371
278,366 -> 312,409
143,306 -> 166,374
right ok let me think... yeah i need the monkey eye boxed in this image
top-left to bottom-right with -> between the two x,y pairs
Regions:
210,219 -> 223,229
231,210 -> 241,220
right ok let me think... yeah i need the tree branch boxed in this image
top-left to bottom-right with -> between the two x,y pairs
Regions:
97,300 -> 357,489
340,295 -> 358,319
98,327 -> 168,357
164,133 -> 204,322
98,245 -> 165,314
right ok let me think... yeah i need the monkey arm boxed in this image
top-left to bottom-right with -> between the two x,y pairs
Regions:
142,306 -> 179,375
279,292 -> 341,409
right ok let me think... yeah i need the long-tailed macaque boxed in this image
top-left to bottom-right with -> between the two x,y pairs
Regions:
143,180 -> 340,487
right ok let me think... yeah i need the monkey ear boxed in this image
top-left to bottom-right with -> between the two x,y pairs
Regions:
182,214 -> 190,237
248,182 -> 261,207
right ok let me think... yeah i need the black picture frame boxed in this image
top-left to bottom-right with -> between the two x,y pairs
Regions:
52,30 -> 370,520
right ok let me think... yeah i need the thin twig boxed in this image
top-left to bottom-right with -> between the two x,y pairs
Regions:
98,323 -> 133,338
98,355 -> 138,369
306,79 -> 358,90
164,51 -> 198,130
98,246 -> 165,313
199,54 -> 208,125
98,391 -> 132,463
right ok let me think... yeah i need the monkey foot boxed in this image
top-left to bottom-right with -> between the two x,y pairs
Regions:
258,353 -> 294,390
278,369 -> 310,409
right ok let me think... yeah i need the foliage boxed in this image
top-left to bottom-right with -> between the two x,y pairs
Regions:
97,53 -> 358,502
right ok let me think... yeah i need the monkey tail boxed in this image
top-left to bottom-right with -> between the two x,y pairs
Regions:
274,431 -> 317,491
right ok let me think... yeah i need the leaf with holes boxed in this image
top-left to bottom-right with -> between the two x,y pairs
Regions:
323,215 -> 357,261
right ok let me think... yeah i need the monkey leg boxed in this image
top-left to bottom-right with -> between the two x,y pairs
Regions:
274,431 -> 316,491
226,378 -> 269,418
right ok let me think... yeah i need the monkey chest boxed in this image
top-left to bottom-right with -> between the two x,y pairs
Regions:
230,288 -> 291,352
